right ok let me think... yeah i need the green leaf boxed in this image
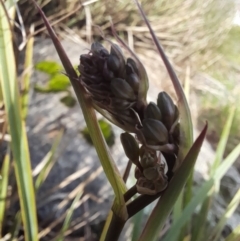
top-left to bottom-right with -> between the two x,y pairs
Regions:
35,60 -> 63,75
209,188 -> 240,241
161,141 -> 240,241
0,2 -> 38,240
34,74 -> 70,93
31,0 -> 127,222
9,212 -> 21,239
133,3 -> 193,235
34,84 -> 51,93
21,27 -> 34,119
211,107 -> 235,183
225,224 -> 240,241
48,74 -> 70,91
138,124 -> 207,241
60,94 -> 76,107
81,119 -> 115,147
131,209 -> 144,241
56,190 -> 83,241
0,150 -> 10,236
191,107 -> 235,241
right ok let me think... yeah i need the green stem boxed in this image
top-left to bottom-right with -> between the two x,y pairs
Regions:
32,1 -> 128,218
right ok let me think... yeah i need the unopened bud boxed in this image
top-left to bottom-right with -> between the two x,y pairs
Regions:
126,58 -> 139,76
126,73 -> 139,92
107,55 -> 120,74
144,102 -> 162,121
111,98 -> 134,110
91,42 -> 108,55
111,78 -> 136,100
110,44 -> 125,78
157,92 -> 176,130
120,132 -> 139,161
142,118 -> 168,144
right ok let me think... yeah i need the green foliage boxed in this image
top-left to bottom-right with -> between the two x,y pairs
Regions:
35,60 -> 63,75
0,2 -> 38,240
1,1 -> 239,241
199,25 -> 240,160
60,94 -> 76,107
48,74 -> 70,91
218,26 -> 240,65
81,119 -> 115,147
34,74 -> 70,92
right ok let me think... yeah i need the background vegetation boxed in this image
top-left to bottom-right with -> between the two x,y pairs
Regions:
0,0 -> 240,240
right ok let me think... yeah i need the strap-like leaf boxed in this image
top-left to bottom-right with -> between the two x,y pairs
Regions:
138,123 -> 207,241
0,2 -> 38,240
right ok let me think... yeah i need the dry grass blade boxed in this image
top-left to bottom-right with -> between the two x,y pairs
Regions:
37,167 -> 104,239
21,24 -> 34,119
38,197 -> 86,239
34,129 -> 64,191
56,167 -> 102,210
55,190 -> 83,241
64,212 -> 101,237
37,167 -> 90,204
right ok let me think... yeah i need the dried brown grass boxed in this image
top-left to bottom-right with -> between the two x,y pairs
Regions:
19,0 -> 236,73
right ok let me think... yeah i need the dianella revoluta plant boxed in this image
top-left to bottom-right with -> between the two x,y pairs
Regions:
32,0 -> 207,240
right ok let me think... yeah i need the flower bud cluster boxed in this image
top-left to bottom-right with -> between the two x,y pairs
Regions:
79,42 -> 148,132
120,91 -> 179,195
79,42 -> 180,195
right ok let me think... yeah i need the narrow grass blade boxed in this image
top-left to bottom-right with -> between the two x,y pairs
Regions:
131,209 -> 144,241
100,211 -> 113,241
0,150 -> 10,236
56,190 -> 83,241
191,108 -> 235,241
9,211 -> 21,240
209,188 -> 240,241
21,25 -> 34,119
191,197 -> 211,241
225,225 -> 240,241
211,107 -> 235,184
35,129 -> 64,191
0,80 -> 3,105
138,124 -> 207,241
0,2 -> 38,240
161,141 -> 240,241
30,0 -> 127,220
173,190 -> 183,221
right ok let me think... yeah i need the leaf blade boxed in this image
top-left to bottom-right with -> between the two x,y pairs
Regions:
138,123 -> 207,241
31,0 -> 127,219
162,141 -> 240,241
0,2 -> 38,240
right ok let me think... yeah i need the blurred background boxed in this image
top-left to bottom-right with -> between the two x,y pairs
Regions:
1,0 -> 240,240
18,0 -> 240,166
